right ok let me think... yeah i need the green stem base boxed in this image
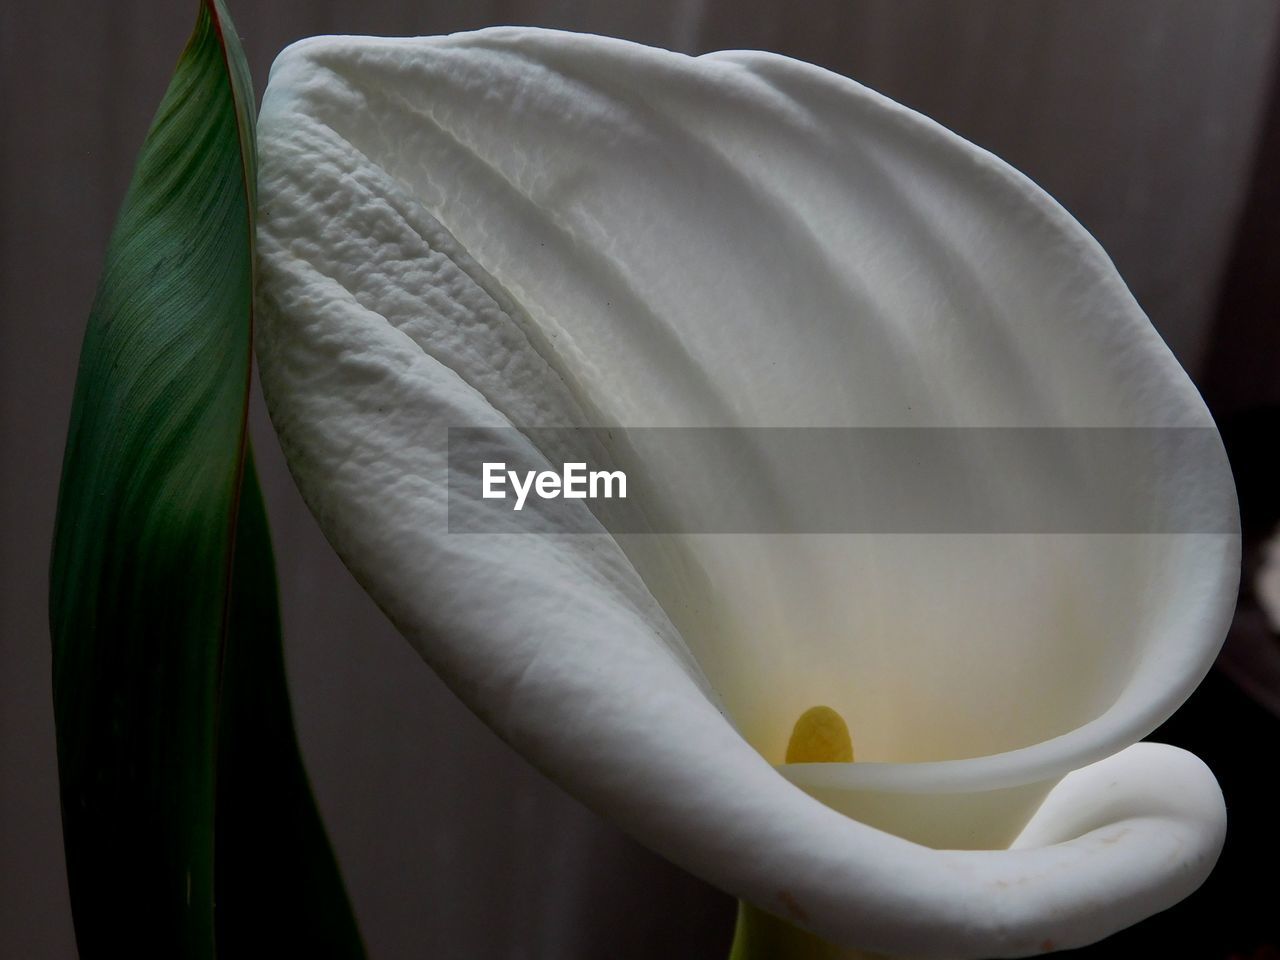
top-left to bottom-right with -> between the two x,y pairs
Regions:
728,901 -> 889,960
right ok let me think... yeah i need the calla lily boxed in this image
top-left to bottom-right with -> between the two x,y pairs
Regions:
253,27 -> 1240,958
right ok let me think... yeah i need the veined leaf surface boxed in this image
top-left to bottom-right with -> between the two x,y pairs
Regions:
48,2 -> 363,954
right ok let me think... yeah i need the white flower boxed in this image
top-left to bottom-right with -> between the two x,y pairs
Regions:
253,28 -> 1240,958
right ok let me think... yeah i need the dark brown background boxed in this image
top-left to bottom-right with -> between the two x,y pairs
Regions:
3,1 -> 1278,957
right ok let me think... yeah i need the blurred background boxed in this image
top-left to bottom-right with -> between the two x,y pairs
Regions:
2,1 -> 1278,957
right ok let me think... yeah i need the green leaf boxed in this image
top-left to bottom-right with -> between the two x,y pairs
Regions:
216,447 -> 367,954
48,1 -> 364,955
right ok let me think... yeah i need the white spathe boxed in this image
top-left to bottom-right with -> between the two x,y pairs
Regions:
253,28 -> 1240,958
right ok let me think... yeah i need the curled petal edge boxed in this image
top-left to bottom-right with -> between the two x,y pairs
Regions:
732,742 -> 1225,958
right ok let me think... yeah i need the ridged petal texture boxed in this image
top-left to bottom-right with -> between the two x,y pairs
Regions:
255,29 -> 1240,957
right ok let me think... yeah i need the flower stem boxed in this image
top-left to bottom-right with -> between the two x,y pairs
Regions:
728,902 -> 889,960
